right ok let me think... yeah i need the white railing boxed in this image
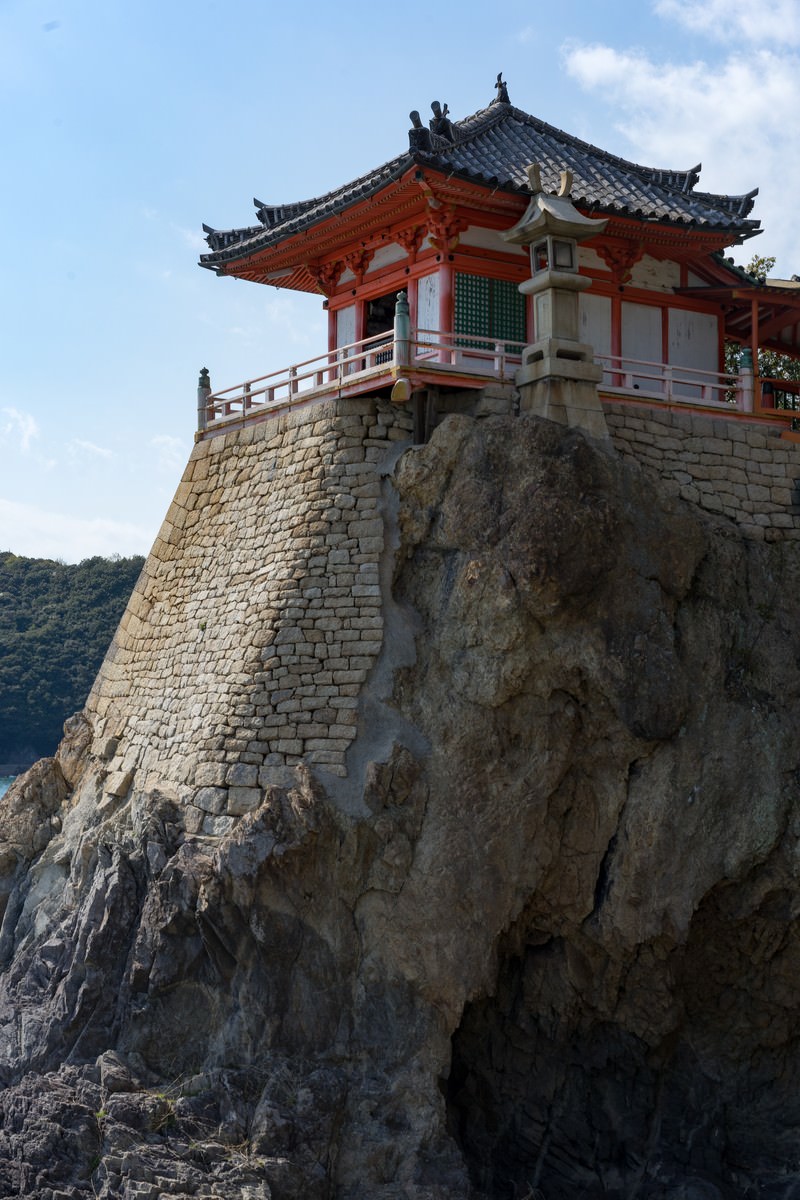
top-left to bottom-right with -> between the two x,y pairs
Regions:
597,353 -> 739,408
199,336 -> 764,434
200,328 -> 527,429
202,329 -> 395,424
412,329 -> 525,379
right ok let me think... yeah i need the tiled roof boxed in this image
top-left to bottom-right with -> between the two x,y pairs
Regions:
201,99 -> 760,268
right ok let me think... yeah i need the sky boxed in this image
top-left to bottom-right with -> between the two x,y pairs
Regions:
2,0 -> 799,563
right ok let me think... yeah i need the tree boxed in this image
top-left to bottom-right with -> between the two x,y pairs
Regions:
0,553 -> 144,766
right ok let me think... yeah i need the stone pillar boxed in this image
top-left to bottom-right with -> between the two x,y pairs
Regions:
503,164 -> 611,443
516,268 -> 609,441
197,368 -> 212,434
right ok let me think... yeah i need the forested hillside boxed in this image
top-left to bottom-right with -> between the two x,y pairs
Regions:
0,552 -> 144,768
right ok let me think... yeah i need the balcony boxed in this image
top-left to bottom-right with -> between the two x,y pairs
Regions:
197,330 -> 797,438
198,329 -> 526,435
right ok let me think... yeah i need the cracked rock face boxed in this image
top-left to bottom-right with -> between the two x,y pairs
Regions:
0,412 -> 799,1199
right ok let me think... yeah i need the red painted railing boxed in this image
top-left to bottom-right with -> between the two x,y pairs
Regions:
198,333 -> 797,435
198,329 -> 527,431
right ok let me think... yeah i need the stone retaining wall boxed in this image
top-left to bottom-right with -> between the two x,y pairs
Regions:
604,402 -> 800,541
87,397 -> 413,835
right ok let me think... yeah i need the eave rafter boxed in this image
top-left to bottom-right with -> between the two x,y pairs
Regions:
212,164 -> 745,300
216,169 -> 533,293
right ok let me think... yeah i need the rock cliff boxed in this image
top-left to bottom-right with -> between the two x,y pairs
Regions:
1,409 -> 799,1200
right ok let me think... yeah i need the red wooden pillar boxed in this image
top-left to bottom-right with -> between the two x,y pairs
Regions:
407,276 -> 418,329
355,297 -> 367,371
327,305 -> 337,381
355,298 -> 367,344
751,297 -> 766,407
611,293 -> 622,386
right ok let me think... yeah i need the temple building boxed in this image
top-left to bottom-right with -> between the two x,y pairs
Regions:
198,76 -> 800,436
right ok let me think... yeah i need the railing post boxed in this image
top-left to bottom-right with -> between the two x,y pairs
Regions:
394,290 -> 411,367
197,367 -> 211,433
289,366 -> 298,397
242,381 -> 251,412
738,347 -> 753,413
664,364 -> 673,401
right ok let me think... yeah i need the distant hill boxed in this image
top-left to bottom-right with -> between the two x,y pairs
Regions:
0,552 -> 144,770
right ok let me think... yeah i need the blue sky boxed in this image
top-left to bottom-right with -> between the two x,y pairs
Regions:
2,0 -> 799,562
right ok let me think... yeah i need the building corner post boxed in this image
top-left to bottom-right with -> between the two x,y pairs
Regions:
197,367 -> 211,434
394,290 -> 411,367
738,346 -> 754,413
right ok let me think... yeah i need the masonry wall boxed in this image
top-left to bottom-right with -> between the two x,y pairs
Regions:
85,391 -> 800,838
604,402 -> 800,541
87,397 -> 413,836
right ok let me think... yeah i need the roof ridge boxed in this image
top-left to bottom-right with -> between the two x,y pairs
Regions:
692,186 -> 759,219
451,103 -> 718,200
201,95 -> 761,269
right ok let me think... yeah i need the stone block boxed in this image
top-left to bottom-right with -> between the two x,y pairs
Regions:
202,814 -> 236,837
184,805 -> 205,834
771,487 -> 794,505
274,738 -> 303,754
227,786 -> 262,816
194,761 -> 228,787
226,763 -> 259,787
194,787 -> 227,814
106,769 -> 134,798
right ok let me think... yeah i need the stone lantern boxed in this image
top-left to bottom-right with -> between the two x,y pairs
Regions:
503,163 -> 611,441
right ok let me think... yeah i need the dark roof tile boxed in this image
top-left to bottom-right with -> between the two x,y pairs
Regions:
201,100 -> 759,268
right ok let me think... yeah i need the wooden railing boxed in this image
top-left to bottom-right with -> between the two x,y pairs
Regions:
199,329 -> 527,430
199,335 -> 795,434
596,354 -> 739,408
760,377 -> 800,412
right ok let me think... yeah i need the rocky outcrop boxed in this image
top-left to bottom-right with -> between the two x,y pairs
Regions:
1,410 -> 799,1198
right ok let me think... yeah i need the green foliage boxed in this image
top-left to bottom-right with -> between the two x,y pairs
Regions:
725,255 -> 800,408
0,551 -> 144,764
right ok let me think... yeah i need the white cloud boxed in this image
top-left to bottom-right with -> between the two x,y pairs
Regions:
70,438 -> 114,460
654,0 -> 800,45
150,434 -> 188,474
563,38 -> 800,274
1,408 -> 39,453
174,224 -> 207,252
0,498 -> 153,563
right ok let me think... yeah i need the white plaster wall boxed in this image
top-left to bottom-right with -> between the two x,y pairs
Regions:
669,308 -> 719,397
368,243 -> 408,273
417,272 -> 440,345
580,293 -> 612,358
336,304 -> 356,348
578,247 -> 610,273
622,301 -> 662,390
460,226 -> 526,257
629,255 -> 680,292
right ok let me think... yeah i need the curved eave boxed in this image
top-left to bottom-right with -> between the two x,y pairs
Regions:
411,156 -> 759,237
200,103 -> 761,278
201,152 -> 417,269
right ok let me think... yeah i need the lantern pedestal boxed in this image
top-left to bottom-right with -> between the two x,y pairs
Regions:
515,267 -> 609,441
503,164 -> 611,443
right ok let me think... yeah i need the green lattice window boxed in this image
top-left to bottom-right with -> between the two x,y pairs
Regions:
454,273 -> 526,347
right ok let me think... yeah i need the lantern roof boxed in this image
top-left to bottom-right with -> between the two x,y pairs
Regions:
200,78 -> 761,273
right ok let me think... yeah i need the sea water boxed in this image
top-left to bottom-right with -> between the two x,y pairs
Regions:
0,776 -> 14,800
